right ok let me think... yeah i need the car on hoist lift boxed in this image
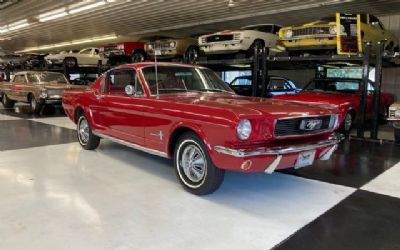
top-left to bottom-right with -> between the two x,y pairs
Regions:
44,47 -> 108,69
229,75 -> 301,97
100,41 -> 147,66
279,14 -> 399,55
273,77 -> 395,133
198,24 -> 283,58
62,62 -> 342,195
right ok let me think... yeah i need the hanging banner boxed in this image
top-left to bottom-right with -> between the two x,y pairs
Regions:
336,13 -> 362,55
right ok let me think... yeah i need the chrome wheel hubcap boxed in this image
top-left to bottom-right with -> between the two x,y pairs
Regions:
78,118 -> 89,144
344,113 -> 352,131
181,145 -> 206,183
31,98 -> 36,110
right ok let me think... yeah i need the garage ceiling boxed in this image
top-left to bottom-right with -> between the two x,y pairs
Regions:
1,0 -> 400,52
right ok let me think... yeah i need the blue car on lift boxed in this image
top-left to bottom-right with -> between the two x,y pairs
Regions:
229,75 -> 301,97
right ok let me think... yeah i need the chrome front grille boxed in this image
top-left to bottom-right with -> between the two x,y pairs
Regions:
47,89 -> 64,96
292,26 -> 331,37
205,34 -> 234,43
149,40 -> 176,51
389,109 -> 396,118
274,115 -> 335,137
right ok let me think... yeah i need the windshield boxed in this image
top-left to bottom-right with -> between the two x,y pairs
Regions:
304,79 -> 361,94
142,66 -> 234,95
27,72 -> 69,84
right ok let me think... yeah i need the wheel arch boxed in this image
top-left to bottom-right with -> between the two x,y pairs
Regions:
167,124 -> 210,159
74,106 -> 85,123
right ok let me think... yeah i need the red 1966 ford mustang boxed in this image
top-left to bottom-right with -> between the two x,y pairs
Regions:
63,62 -> 342,195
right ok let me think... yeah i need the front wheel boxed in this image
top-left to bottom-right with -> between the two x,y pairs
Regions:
131,50 -> 146,63
63,57 -> 77,69
340,112 -> 354,134
77,114 -> 100,150
30,96 -> 42,114
174,132 -> 225,195
184,46 -> 200,64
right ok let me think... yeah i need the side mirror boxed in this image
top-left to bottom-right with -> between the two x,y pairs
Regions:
125,85 -> 136,96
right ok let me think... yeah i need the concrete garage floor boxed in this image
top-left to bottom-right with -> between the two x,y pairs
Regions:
1,105 -> 400,250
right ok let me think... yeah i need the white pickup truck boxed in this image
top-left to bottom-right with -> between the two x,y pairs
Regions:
44,47 -> 108,68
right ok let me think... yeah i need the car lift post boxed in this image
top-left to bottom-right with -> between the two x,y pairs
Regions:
261,47 -> 269,97
370,41 -> 385,139
252,45 -> 260,97
357,42 -> 371,138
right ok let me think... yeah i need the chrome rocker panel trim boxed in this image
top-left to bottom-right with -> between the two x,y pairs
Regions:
214,134 -> 343,158
92,131 -> 168,158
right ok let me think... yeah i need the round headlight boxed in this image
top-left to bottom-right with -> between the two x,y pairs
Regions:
285,29 -> 293,38
329,26 -> 337,34
395,109 -> 400,118
237,119 -> 252,140
170,41 -> 176,48
148,44 -> 153,50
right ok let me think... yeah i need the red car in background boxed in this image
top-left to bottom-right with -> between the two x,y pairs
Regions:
100,41 -> 146,65
63,62 -> 342,195
274,78 -> 395,133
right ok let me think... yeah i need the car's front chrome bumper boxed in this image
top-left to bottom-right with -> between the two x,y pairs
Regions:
214,134 -> 343,158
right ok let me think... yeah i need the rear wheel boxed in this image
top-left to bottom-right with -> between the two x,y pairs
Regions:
77,114 -> 100,150
174,132 -> 225,195
1,93 -> 15,108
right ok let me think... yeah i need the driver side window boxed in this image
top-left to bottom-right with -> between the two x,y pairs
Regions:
107,69 -> 143,96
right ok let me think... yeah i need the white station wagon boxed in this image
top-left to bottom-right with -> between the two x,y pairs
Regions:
199,24 -> 282,57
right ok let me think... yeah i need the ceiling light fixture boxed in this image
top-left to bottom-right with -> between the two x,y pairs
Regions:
17,33 -> 118,53
0,26 -> 8,33
228,0 -> 235,7
38,7 -> 68,22
69,1 -> 106,14
8,19 -> 29,31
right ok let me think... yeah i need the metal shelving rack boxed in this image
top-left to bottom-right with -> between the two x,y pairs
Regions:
196,43 -> 400,141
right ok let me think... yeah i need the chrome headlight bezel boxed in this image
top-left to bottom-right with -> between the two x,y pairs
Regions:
236,119 -> 252,140
395,109 -> 400,118
284,29 -> 293,38
329,26 -> 337,35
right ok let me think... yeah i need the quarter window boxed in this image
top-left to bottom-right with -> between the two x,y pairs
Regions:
13,75 -> 26,83
107,69 -> 143,96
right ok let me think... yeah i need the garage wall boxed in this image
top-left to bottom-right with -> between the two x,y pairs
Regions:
382,68 -> 400,101
380,15 -> 400,101
380,14 -> 400,39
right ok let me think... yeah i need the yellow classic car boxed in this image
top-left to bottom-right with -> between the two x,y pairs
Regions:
388,101 -> 400,142
279,14 -> 398,55
145,37 -> 199,64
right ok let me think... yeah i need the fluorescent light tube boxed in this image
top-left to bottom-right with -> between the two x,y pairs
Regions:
39,8 -> 68,22
69,1 -> 106,14
8,20 -> 29,31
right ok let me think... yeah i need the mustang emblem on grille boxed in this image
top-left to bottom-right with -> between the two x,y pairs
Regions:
300,119 -> 323,131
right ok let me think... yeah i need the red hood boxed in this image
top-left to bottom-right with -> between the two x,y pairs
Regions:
157,92 -> 338,119
273,90 -> 355,107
